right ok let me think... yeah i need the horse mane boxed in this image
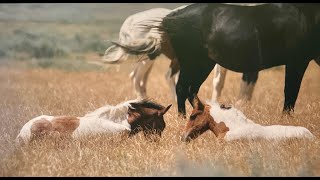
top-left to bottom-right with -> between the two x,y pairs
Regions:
131,98 -> 165,110
82,99 -> 164,123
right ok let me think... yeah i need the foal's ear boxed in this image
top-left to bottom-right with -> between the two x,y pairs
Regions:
129,102 -> 139,109
190,95 -> 205,119
128,105 -> 139,115
128,105 -> 135,112
190,109 -> 202,119
193,95 -> 204,111
158,104 -> 172,116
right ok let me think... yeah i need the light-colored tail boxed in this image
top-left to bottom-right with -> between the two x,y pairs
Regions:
102,6 -> 190,64
102,8 -> 173,64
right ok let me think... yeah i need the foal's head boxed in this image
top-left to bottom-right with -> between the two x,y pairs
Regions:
181,95 -> 229,142
127,99 -> 172,140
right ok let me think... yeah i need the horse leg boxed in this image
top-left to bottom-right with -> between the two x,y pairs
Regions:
176,75 -> 189,119
166,58 -> 180,103
175,59 -> 215,118
186,61 -> 216,111
129,59 -> 154,99
211,64 -> 227,101
165,69 -> 179,103
236,71 -> 259,107
283,61 -> 309,114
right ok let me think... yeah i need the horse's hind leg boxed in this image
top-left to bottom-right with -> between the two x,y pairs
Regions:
166,58 -> 180,103
211,64 -> 227,101
236,71 -> 259,106
129,59 -> 154,99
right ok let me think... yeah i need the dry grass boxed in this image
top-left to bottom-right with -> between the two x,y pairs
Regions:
0,58 -> 319,177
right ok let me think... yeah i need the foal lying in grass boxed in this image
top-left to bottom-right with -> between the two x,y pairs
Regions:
181,95 -> 315,142
16,99 -> 171,145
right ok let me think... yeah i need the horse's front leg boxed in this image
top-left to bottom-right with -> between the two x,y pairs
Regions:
129,59 -> 154,99
176,54 -> 215,118
187,61 -> 216,108
176,79 -> 188,119
283,61 -> 309,114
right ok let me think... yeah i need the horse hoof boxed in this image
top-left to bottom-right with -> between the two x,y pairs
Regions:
178,113 -> 186,120
282,110 -> 294,118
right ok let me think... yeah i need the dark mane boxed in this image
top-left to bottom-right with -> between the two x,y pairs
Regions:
131,99 -> 164,110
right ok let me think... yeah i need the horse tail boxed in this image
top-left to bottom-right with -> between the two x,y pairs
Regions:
102,34 -> 163,64
102,13 -> 169,64
102,6 -> 189,64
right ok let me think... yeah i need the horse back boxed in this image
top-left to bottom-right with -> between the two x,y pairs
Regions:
164,3 -> 319,72
163,4 -> 209,53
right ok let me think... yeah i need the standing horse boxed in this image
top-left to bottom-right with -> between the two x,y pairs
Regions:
143,3 -> 320,117
211,3 -> 263,103
103,5 -> 260,106
102,7 -> 183,101
181,95 -> 315,142
16,99 -> 172,145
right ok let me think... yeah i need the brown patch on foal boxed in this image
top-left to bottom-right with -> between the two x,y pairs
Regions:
51,116 -> 80,134
31,118 -> 53,137
205,105 -> 229,140
31,116 -> 80,139
211,121 -> 229,141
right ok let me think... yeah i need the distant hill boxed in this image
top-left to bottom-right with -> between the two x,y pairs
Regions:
0,3 -> 191,23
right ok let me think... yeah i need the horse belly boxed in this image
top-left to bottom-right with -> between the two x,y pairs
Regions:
208,37 -> 263,72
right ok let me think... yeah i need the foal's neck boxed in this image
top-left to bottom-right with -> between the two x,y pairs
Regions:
208,113 -> 229,139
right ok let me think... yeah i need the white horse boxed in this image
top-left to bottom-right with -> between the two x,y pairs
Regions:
102,5 -> 260,106
102,6 -> 184,102
181,95 -> 315,142
16,99 -> 172,145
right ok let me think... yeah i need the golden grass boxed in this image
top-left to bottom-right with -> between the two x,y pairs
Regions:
0,58 -> 319,176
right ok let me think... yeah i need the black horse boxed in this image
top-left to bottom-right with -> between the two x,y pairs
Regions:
153,3 -> 320,117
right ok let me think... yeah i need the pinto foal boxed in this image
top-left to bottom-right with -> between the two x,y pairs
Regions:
181,96 -> 315,142
16,99 -> 171,145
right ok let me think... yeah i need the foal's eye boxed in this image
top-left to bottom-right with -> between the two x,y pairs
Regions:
190,114 -> 197,120
190,111 -> 202,120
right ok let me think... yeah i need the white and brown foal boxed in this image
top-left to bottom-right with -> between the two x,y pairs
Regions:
16,99 -> 171,145
181,95 -> 315,142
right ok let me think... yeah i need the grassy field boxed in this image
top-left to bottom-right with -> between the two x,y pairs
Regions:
0,3 -> 320,177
